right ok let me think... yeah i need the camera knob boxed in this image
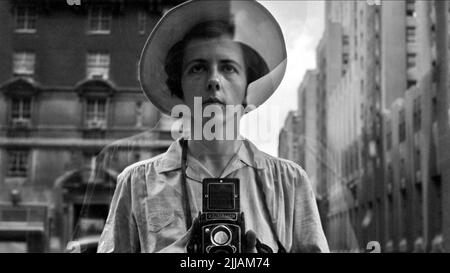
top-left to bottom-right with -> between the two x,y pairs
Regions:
213,230 -> 229,245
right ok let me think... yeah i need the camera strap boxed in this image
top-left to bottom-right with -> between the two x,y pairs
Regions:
180,138 -> 193,230
180,138 -> 286,253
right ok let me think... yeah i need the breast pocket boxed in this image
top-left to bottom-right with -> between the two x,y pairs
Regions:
145,198 -> 176,232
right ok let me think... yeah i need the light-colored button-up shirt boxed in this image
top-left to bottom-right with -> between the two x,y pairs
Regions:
97,138 -> 329,253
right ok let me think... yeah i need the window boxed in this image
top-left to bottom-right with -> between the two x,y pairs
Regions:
86,53 -> 110,80
138,10 -> 146,34
13,52 -> 35,77
387,164 -> 393,187
342,35 -> 349,46
88,6 -> 111,34
406,26 -> 416,43
86,98 -> 107,129
342,52 -> 349,75
343,53 -> 349,65
406,0 -> 416,17
407,53 -> 417,68
399,109 -> 406,142
415,148 -> 421,182
7,150 -> 29,177
415,181 -> 423,235
400,188 -> 408,238
407,79 -> 417,89
374,12 -> 380,32
15,5 -> 37,33
400,158 -> 406,186
387,193 -> 394,239
386,120 -> 392,151
86,98 -> 106,121
413,96 -> 421,132
11,98 -> 31,121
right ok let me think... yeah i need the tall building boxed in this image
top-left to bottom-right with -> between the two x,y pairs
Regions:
308,0 -> 450,252
315,1 -> 368,251
297,69 -> 328,230
298,70 -> 319,191
380,0 -> 450,253
278,111 -> 301,165
0,0 -> 182,252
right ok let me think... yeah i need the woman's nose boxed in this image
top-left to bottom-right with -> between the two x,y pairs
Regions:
207,78 -> 221,92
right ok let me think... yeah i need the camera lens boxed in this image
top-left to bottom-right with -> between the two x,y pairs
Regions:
211,225 -> 231,246
213,231 -> 229,245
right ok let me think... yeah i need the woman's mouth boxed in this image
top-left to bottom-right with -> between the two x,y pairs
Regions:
203,97 -> 224,107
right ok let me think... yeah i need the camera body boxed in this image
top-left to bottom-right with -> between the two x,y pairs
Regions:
187,178 -> 245,253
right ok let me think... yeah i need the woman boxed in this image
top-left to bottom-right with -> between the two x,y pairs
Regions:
98,0 -> 329,253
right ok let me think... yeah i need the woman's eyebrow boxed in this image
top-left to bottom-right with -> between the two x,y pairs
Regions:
183,59 -> 206,69
183,58 -> 243,68
185,59 -> 206,65
220,59 -> 244,69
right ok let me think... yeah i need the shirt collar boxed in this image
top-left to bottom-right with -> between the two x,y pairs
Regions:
156,137 -> 265,175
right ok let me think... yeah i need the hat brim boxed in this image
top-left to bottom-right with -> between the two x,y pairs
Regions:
139,0 -> 287,116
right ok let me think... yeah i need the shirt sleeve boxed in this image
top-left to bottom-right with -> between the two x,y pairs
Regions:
291,168 -> 330,253
97,170 -> 140,253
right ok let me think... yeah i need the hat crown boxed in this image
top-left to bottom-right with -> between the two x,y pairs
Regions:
139,0 -> 287,115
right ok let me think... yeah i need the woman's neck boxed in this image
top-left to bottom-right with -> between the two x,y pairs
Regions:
187,139 -> 243,177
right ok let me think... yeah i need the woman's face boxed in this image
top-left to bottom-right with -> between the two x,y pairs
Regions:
181,36 -> 248,114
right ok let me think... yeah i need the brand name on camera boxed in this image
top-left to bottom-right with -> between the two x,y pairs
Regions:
206,212 -> 238,220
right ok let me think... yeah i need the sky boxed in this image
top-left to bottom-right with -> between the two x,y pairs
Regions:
240,1 -> 325,156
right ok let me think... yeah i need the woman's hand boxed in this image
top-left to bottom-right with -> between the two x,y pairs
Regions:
243,230 -> 257,253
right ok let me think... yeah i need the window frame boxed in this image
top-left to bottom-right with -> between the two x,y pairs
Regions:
88,5 -> 112,35
86,52 -> 110,80
399,109 -> 406,143
14,5 -> 37,33
7,150 -> 30,178
406,26 -> 416,43
413,96 -> 421,132
406,0 -> 416,17
386,119 -> 392,151
85,98 -> 107,123
11,97 -> 32,121
406,53 -> 417,69
13,52 -> 36,77
138,10 -> 146,35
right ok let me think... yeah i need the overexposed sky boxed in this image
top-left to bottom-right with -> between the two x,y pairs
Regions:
241,1 -> 325,156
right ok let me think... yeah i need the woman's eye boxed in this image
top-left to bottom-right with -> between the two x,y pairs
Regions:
222,64 -> 237,73
189,64 -> 205,73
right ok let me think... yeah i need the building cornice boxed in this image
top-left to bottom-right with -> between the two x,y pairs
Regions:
0,137 -> 173,149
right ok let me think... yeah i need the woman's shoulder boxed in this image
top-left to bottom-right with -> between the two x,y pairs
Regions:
117,153 -> 166,182
260,150 -> 307,174
255,149 -> 310,188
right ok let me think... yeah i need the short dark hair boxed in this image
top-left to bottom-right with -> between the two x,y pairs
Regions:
164,20 -> 269,100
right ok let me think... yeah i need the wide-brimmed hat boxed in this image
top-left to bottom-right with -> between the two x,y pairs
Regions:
139,0 -> 287,115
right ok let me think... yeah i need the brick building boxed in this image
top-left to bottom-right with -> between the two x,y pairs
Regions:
0,0 -> 182,252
